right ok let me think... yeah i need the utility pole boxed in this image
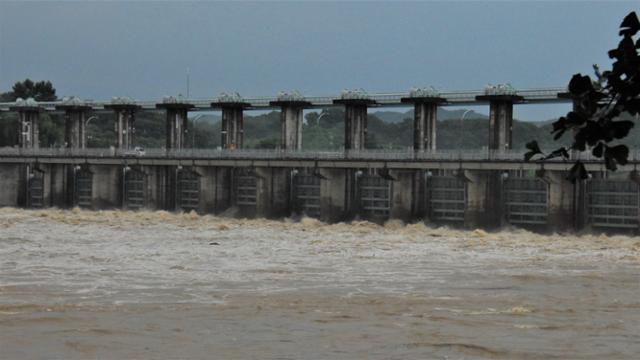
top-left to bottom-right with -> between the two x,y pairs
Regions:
186,67 -> 190,99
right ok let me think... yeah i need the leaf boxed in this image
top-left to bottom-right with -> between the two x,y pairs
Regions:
619,11 -> 640,36
525,140 -> 541,153
610,120 -> 635,139
551,116 -> 567,132
565,111 -> 587,127
567,161 -> 588,184
604,153 -> 618,171
553,129 -> 567,140
524,141 -> 542,162
607,144 -> 630,166
625,98 -> 640,114
592,142 -> 604,157
544,147 -> 569,160
568,74 -> 594,96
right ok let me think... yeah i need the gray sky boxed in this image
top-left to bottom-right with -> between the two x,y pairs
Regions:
0,1 -> 636,121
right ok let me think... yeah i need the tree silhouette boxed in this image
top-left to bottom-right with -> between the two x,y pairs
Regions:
525,12 -> 640,182
6,79 -> 57,101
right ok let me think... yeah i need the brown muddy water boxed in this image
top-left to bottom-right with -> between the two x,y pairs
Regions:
1,208 -> 639,359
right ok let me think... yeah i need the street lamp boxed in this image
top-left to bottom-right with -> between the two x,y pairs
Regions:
84,116 -> 98,147
190,114 -> 206,148
315,110 -> 329,126
85,115 -> 98,126
459,109 -> 472,152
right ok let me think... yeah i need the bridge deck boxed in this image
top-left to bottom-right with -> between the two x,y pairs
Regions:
0,87 -> 569,112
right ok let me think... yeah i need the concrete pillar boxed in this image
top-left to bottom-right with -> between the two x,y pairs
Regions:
0,164 -> 22,206
222,107 -> 244,149
156,102 -> 194,150
211,101 -> 250,150
543,170 -> 574,231
104,104 -> 140,150
104,102 -> 141,150
401,96 -> 445,151
255,167 -> 291,218
464,170 -> 504,229
269,100 -> 311,150
333,99 -> 376,150
10,106 -> 42,149
476,95 -> 523,151
56,104 -> 92,149
388,169 -> 416,221
318,168 -> 349,222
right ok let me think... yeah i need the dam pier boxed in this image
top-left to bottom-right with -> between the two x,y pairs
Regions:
1,87 -> 639,233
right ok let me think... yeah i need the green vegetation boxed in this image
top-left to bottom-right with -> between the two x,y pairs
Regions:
0,79 -> 63,146
526,11 -> 640,180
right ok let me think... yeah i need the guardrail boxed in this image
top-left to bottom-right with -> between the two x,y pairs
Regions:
0,147 -> 635,163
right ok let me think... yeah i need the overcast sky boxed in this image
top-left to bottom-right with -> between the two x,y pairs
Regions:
0,1 -> 636,120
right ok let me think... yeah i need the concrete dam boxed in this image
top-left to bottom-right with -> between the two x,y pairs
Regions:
0,86 -> 638,233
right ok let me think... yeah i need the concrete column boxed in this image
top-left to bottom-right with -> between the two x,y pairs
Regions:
333,99 -> 376,150
116,109 -> 133,149
490,101 -> 513,150
318,168 -> 349,222
543,170 -> 574,231
345,104 -> 367,150
389,169 -> 416,221
156,103 -> 194,150
401,97 -> 445,151
58,107 -> 91,149
211,101 -> 250,150
255,167 -> 291,218
0,164 -> 21,206
70,110 -> 86,149
464,170 -> 504,229
56,98 -> 92,149
476,95 -> 523,151
105,104 -> 140,150
269,100 -> 311,150
10,107 -> 42,149
166,108 -> 188,149
282,107 -> 303,150
21,111 -> 40,149
222,107 -> 244,150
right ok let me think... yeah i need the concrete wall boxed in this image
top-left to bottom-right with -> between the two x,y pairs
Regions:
195,166 -> 226,214
464,170 -> 491,229
45,163 -> 68,208
389,169 -> 416,221
319,168 -> 348,223
90,165 -> 122,209
544,170 -> 574,231
0,159 -> 633,233
255,167 -> 290,219
0,164 -> 22,207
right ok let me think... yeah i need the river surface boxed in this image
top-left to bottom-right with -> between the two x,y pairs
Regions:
1,208 -> 639,359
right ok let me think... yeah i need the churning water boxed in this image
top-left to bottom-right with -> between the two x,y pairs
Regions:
1,208 -> 639,359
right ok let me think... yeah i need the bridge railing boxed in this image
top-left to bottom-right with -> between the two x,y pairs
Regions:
2,147 -> 639,162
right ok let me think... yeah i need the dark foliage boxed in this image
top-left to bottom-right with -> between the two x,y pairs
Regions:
4,79 -> 57,101
525,12 -> 640,182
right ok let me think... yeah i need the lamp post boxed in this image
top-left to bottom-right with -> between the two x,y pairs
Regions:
190,114 -> 205,148
316,110 -> 328,125
459,109 -> 472,152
